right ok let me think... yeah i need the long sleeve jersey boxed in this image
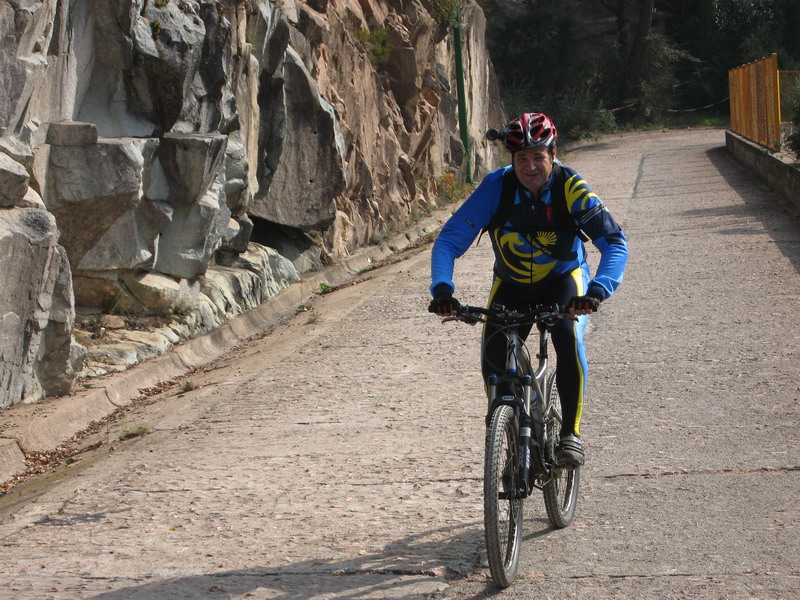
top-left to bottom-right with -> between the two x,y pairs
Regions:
430,163 -> 628,299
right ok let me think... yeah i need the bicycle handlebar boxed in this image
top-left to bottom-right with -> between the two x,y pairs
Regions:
442,304 -> 575,327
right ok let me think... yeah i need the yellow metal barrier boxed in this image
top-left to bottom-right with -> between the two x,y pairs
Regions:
729,54 -> 781,150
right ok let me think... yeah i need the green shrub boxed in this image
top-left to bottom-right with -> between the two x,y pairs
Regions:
432,0 -> 463,27
354,27 -> 391,70
437,172 -> 472,204
784,79 -> 800,159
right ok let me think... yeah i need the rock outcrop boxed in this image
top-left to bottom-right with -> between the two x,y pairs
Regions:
0,0 -> 505,408
0,161 -> 84,408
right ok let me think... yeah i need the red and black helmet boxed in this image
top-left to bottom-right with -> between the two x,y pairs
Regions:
502,112 -> 557,152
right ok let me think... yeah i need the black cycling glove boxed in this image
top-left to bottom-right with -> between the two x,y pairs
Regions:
567,294 -> 601,313
428,283 -> 461,316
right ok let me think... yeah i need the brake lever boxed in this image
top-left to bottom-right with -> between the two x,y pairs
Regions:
441,314 -> 481,325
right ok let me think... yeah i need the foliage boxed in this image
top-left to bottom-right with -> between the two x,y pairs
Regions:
561,100 -> 619,140
784,79 -> 800,158
119,426 -> 150,440
432,0 -> 464,27
437,172 -> 472,204
150,20 -> 162,39
102,285 -> 126,314
478,0 -> 800,136
634,33 -> 699,126
354,27 -> 391,70
714,0 -> 800,68
179,380 -> 197,392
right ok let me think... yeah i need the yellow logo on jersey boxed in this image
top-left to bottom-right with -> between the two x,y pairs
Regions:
494,230 -> 558,284
536,231 -> 557,247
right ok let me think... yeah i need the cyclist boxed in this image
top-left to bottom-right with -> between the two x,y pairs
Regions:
428,112 -> 628,467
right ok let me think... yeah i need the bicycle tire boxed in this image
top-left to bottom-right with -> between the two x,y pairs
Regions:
484,404 -> 524,588
542,371 -> 580,528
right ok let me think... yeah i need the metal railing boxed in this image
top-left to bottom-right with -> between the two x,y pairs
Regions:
728,54 -> 782,150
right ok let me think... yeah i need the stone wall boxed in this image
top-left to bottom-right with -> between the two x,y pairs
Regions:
725,131 -> 800,211
0,0 -> 505,408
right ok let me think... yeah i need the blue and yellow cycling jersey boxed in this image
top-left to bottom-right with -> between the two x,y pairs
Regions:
431,163 -> 628,299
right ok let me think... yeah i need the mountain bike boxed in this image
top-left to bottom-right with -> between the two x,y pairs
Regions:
443,303 -> 581,588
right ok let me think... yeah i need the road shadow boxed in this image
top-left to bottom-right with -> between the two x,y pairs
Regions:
703,146 -> 800,274
83,516 -> 565,599
85,522 -> 490,599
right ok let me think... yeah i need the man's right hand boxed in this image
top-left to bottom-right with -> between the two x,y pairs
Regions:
428,284 -> 461,316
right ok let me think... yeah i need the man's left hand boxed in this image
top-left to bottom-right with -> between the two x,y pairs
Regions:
567,295 -> 601,316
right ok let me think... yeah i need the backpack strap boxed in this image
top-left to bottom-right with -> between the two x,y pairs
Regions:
548,164 -> 590,241
476,169 -> 521,245
488,169 -> 521,231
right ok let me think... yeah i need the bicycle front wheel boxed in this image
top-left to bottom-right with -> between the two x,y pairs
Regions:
542,371 -> 580,528
484,404 -> 524,588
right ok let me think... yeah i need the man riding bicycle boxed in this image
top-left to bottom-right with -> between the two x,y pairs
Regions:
428,112 -> 629,467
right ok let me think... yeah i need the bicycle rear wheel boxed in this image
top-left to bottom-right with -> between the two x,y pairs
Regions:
542,371 -> 580,528
484,404 -> 524,588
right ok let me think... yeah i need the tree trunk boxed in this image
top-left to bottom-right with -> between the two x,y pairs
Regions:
623,0 -> 654,101
598,0 -> 630,106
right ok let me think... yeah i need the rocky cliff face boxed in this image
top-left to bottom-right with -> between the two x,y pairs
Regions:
0,0 -> 504,408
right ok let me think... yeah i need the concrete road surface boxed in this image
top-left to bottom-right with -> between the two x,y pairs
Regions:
0,129 -> 797,599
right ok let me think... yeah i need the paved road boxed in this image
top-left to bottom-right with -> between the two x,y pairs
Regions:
0,129 -> 798,599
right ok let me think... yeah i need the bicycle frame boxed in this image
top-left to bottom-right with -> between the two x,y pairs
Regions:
485,320 -> 563,497
444,304 -> 569,495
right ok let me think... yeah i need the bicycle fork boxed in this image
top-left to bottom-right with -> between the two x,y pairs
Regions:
518,374 -> 534,497
487,373 -> 536,499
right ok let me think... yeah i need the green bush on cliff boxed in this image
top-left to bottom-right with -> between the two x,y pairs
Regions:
432,0 -> 463,27
437,172 -> 472,204
354,27 -> 391,70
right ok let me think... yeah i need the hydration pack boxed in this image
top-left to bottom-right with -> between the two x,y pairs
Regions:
483,163 -> 587,240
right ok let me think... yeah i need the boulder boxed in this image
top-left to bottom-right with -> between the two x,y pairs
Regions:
202,243 -> 299,320
156,133 -> 227,206
220,214 -> 254,254
42,135 -> 167,272
223,130 -> 252,215
17,187 -> 46,209
0,208 -> 80,407
45,121 -> 98,146
250,47 -> 346,231
0,153 -> 30,207
128,0 -> 207,134
35,246 -> 86,397
151,133 -> 230,280
119,270 -> 200,314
